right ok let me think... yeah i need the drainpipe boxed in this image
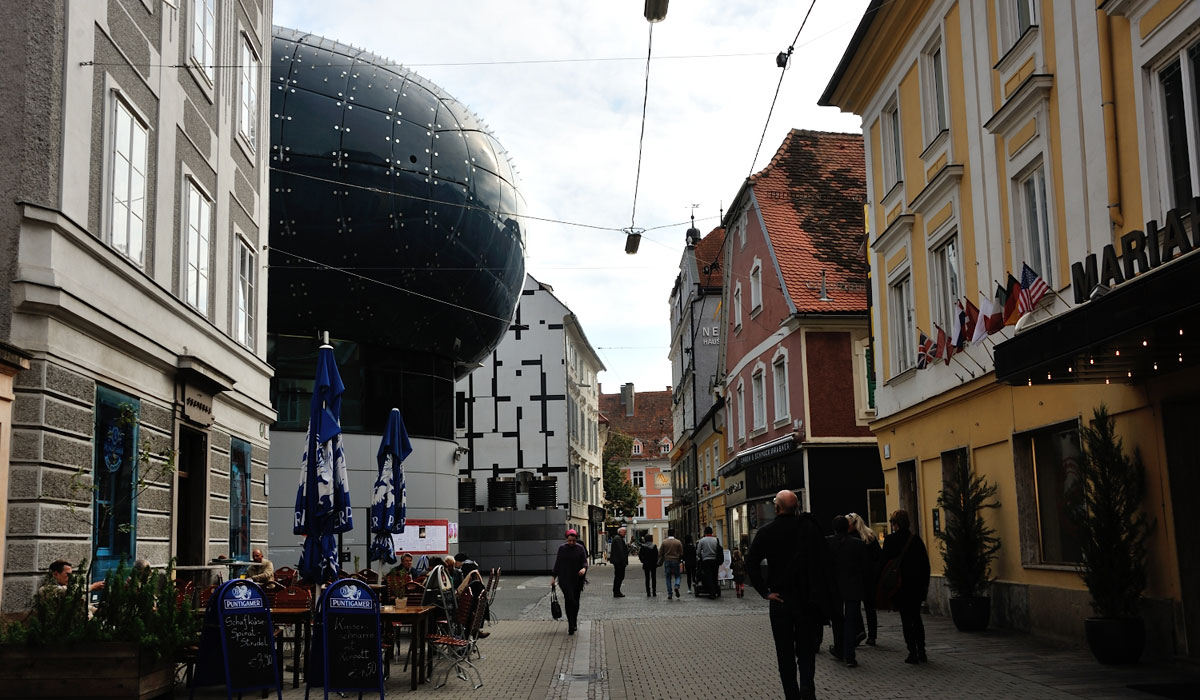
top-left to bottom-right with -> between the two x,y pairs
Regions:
1097,9 -> 1124,228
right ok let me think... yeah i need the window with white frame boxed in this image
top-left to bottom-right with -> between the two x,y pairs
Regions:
736,382 -> 746,441
191,0 -> 216,82
1158,44 -> 1200,212
772,354 -> 788,422
109,96 -> 148,267
712,444 -> 720,477
999,1 -> 1037,52
930,233 -> 961,332
631,439 -> 642,455
922,38 -> 948,140
889,273 -> 916,373
737,210 -> 747,249
636,504 -> 646,519
660,439 -> 671,454
632,469 -> 645,489
184,180 -> 212,315
239,37 -> 259,151
882,98 -> 903,190
235,238 -> 255,349
733,283 -> 743,330
1018,163 -> 1054,286
749,259 -> 762,313
751,368 -> 765,431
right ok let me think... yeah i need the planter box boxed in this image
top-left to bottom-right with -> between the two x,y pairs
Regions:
0,642 -> 173,699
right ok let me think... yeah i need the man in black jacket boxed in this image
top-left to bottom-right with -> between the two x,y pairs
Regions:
610,527 -> 629,597
748,490 -> 831,700
826,515 -> 867,667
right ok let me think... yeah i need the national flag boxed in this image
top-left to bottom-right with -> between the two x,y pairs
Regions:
989,283 -> 1007,333
1002,274 -> 1022,326
973,297 -> 993,344
916,330 -> 934,370
1019,263 -> 1049,312
952,300 -> 969,351
935,325 -> 952,365
963,299 -> 981,344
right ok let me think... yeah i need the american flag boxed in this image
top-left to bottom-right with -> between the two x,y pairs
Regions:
1018,263 -> 1048,312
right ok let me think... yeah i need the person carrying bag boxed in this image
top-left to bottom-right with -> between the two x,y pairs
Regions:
550,584 -> 562,620
875,532 -> 912,611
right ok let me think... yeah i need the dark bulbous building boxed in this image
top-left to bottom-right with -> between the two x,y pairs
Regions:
266,28 -> 525,564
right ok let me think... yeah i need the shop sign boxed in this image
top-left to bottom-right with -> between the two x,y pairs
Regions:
1071,201 -> 1200,304
182,383 -> 214,426
747,455 -> 804,499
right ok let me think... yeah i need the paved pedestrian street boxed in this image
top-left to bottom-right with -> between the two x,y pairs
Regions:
181,566 -> 1198,699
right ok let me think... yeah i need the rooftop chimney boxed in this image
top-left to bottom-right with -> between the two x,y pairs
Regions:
621,383 -> 635,416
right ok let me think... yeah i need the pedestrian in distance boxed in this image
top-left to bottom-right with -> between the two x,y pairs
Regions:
847,512 -> 881,645
638,533 -> 659,596
697,526 -> 723,599
748,490 -> 832,700
683,535 -> 698,593
826,515 -> 868,667
730,548 -> 747,598
550,528 -> 589,635
879,509 -> 931,663
658,528 -> 684,599
610,527 -> 629,598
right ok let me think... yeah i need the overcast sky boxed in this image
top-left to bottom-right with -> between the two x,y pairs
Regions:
275,0 -> 869,394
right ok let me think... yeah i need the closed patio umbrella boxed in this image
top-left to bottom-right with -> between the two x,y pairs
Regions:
369,408 -> 412,567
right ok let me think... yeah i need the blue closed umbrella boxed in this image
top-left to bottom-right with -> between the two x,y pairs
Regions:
293,342 -> 353,583
369,409 -> 412,566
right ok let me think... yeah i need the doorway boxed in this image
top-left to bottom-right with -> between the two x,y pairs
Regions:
896,459 -> 920,537
175,427 -> 208,566
1163,400 -> 1200,657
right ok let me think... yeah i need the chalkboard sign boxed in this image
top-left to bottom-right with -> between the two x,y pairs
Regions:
190,579 -> 282,700
306,578 -> 383,700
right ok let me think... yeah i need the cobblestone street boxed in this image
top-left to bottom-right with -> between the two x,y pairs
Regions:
181,566 -> 1199,699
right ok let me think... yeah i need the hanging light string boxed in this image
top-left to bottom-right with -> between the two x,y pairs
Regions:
748,0 -> 819,178
629,21 -> 656,231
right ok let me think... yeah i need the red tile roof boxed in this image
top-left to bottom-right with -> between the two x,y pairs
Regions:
749,129 -> 867,313
694,227 -> 726,289
599,389 -> 673,461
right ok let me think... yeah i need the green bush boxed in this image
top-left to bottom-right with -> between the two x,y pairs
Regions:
936,456 -> 1001,598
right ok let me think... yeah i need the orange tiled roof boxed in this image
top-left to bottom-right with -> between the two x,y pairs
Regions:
748,129 -> 867,314
694,227 -> 726,289
599,389 -> 673,459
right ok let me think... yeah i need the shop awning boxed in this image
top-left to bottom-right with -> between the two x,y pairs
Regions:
717,433 -> 798,478
994,250 -> 1200,386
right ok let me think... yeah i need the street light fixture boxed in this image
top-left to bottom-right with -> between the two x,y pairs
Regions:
644,0 -> 669,22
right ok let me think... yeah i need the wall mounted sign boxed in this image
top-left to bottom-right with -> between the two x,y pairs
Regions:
181,382 -> 215,426
306,578 -> 384,700
191,579 -> 282,700
391,518 -> 448,554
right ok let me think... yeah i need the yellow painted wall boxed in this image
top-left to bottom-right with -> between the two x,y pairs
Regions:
1042,1 -> 1071,288
1108,13 -> 1145,245
900,62 -> 923,202
944,1 -> 979,299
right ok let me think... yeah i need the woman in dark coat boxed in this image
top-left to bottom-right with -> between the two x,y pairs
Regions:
550,528 -> 589,635
879,509 -> 931,663
683,536 -> 698,593
638,533 -> 659,597
848,512 -> 882,645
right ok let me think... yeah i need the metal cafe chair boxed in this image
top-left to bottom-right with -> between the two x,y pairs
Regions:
426,589 -> 487,689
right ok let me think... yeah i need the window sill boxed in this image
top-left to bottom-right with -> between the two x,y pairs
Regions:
186,59 -> 216,104
885,365 -> 917,386
734,323 -> 742,335
235,131 -> 258,165
749,305 -> 762,319
1021,562 -> 1078,573
773,416 -> 790,429
920,129 -> 950,161
749,426 -> 767,438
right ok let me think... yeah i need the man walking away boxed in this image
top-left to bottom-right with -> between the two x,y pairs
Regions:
610,527 -> 629,597
658,529 -> 684,599
638,533 -> 659,596
826,515 -> 867,667
748,490 -> 832,700
880,509 -> 931,663
683,536 -> 697,593
697,526 -> 722,599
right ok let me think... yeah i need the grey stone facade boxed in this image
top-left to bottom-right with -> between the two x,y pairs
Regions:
0,0 -> 274,610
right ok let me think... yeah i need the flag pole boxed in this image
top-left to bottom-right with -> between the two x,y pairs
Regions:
950,354 -> 976,378
957,347 -> 987,374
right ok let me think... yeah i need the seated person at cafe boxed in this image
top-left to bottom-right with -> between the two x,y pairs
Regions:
388,553 -> 415,579
454,552 -> 479,577
246,549 -> 274,583
443,555 -> 463,588
38,559 -> 104,602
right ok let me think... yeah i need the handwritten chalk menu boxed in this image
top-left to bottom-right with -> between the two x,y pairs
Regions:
306,578 -> 383,700
191,579 -> 282,700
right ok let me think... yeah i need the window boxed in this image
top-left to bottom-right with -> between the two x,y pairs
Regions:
1015,0 -> 1035,37
93,387 -> 139,581
923,40 -> 948,139
183,180 -> 212,315
749,259 -> 763,313
1015,420 -> 1083,565
631,439 -> 642,456
659,440 -> 671,454
229,438 -> 252,560
455,391 -> 467,430
239,37 -> 259,151
235,239 -> 255,348
882,99 -> 903,190
736,210 -> 747,249
109,96 -> 148,266
1158,45 -> 1200,212
733,284 -> 743,330
736,382 -> 747,440
632,469 -> 645,489
867,488 -> 888,540
930,234 -> 961,332
889,274 -> 916,373
751,368 -> 766,431
1000,1 -> 1038,52
772,354 -> 788,422
636,504 -> 646,519
1018,164 -> 1054,287
191,0 -> 216,81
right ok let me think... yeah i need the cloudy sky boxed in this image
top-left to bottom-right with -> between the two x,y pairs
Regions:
275,0 -> 869,394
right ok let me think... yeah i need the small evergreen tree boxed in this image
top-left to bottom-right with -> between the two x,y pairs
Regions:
602,431 -> 642,518
1074,405 -> 1152,619
936,454 -> 1001,598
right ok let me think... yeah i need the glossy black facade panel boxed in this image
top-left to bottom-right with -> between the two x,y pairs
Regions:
268,27 -> 526,370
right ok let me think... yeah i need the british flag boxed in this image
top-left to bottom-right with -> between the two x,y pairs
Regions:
1018,263 -> 1048,312
917,330 -> 934,370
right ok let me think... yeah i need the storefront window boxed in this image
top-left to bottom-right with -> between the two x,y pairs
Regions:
93,387 -> 139,581
229,438 -> 252,559
1015,420 -> 1083,565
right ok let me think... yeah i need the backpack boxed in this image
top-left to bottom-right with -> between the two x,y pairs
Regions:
876,534 -> 913,610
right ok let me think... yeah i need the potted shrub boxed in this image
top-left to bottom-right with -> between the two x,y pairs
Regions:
0,560 -> 199,699
1074,405 -> 1153,665
935,454 -> 1001,631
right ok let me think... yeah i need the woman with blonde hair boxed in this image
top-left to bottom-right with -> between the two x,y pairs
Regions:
847,513 -> 882,645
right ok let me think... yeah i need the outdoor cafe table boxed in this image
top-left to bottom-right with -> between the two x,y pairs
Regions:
269,606 -> 310,688
379,604 -> 437,691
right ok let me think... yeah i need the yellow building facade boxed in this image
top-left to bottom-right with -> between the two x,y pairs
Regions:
823,0 -> 1200,656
